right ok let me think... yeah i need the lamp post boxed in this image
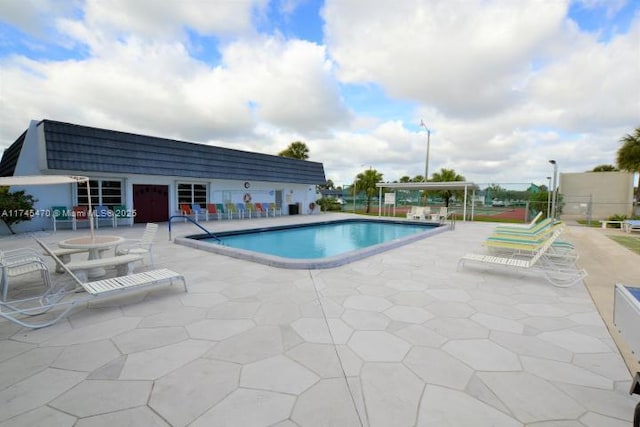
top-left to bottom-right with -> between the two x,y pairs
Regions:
546,176 -> 552,218
420,120 -> 431,182
549,160 -> 558,219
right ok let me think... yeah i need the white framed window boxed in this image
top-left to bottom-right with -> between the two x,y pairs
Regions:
177,183 -> 208,207
76,179 -> 123,208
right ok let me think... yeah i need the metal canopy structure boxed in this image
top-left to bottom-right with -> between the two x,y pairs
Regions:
0,175 -> 95,237
375,181 -> 480,220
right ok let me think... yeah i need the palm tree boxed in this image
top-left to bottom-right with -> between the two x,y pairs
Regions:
354,168 -> 383,213
617,127 -> 640,202
278,141 -> 309,160
430,168 -> 466,207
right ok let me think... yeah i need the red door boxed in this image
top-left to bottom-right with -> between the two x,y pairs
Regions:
133,185 -> 169,223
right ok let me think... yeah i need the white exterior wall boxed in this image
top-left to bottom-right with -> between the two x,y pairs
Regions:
560,171 -> 634,220
3,121 -> 320,234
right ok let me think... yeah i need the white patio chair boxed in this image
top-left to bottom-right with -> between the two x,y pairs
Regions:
1,248 -> 52,301
114,223 -> 158,266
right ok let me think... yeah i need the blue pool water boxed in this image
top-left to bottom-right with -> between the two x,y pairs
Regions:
203,220 -> 434,259
176,219 -> 444,269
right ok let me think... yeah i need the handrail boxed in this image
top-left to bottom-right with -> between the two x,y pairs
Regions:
168,215 -> 221,242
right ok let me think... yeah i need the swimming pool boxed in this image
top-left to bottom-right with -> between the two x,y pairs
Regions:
175,218 -> 447,269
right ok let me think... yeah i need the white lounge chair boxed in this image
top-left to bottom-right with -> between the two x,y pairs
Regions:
115,223 -> 158,266
457,229 -> 587,287
0,238 -> 187,329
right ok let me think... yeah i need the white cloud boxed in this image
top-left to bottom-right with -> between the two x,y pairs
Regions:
323,0 -> 569,117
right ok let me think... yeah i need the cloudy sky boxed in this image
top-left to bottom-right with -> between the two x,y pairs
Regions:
0,0 -> 638,187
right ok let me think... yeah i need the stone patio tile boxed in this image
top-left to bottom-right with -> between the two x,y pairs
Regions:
240,355 -> 319,394
87,355 -> 126,380
204,325 -> 283,364
0,339 -> 35,362
385,278 -> 427,291
0,406 -> 75,427
291,378 -> 362,427
286,343 -> 344,378
335,345 -> 363,377
395,324 -> 447,347
404,347 -> 473,390
520,316 -> 578,332
424,317 -> 489,339
206,300 -> 260,319
41,317 -> 141,346
465,375 -> 512,414
425,301 -> 475,318
112,326 -> 188,354
478,372 -> 585,424
515,303 -> 569,317
471,313 -> 523,333
443,339 -> 521,371
489,331 -> 572,362
290,318 -> 333,344
50,379 -> 151,417
119,339 -> 212,380
253,299 -> 303,325
572,352 -> 632,381
426,289 -> 471,302
51,339 -> 121,372
0,368 -> 86,422
357,284 -> 397,297
326,318 -> 353,344
384,305 -> 434,324
388,291 -> 435,306
191,389 -> 295,427
179,292 -> 227,308
555,382 -> 637,421
149,359 -> 240,426
0,346 -> 62,389
348,331 -> 411,362
74,406 -> 169,427
186,319 -> 255,341
537,330 -> 612,353
317,297 -> 345,318
343,295 -> 392,311
580,411 -> 631,427
521,356 -> 613,389
220,283 -> 263,299
417,384 -> 520,426
341,309 -> 390,330
468,299 -> 527,319
361,363 -> 423,427
138,306 -> 207,327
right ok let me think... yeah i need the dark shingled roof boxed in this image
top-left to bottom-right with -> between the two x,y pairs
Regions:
16,120 -> 325,184
0,130 -> 26,177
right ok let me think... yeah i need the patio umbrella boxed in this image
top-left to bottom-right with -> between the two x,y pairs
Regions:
0,175 -> 95,238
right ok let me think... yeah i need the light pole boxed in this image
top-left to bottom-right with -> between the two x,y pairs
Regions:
420,120 -> 431,182
549,160 -> 558,219
546,176 -> 552,218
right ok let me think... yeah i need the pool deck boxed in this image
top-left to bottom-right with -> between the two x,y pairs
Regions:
0,213 -> 638,426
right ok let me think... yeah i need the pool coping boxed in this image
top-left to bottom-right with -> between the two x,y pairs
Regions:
174,218 -> 450,269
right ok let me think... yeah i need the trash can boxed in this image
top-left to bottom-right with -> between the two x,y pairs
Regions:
288,204 -> 299,215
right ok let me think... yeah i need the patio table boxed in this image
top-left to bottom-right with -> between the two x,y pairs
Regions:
58,235 -> 125,278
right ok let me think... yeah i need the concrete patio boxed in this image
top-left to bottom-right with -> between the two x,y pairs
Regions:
0,213 -> 638,426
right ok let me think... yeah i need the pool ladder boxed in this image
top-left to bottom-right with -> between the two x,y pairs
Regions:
168,215 -> 221,242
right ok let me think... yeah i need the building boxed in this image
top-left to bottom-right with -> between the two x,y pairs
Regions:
0,120 -> 326,233
559,171 -> 634,220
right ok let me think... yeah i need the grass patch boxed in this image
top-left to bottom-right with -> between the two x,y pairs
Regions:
608,235 -> 640,255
